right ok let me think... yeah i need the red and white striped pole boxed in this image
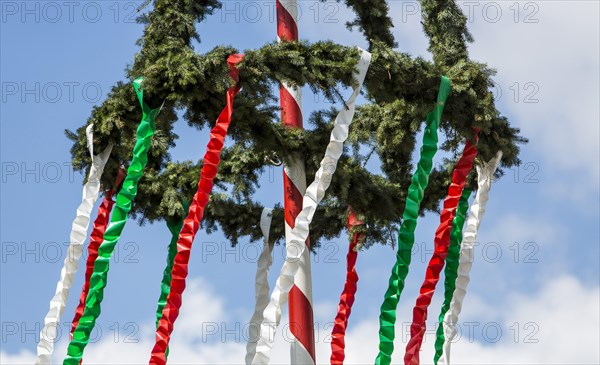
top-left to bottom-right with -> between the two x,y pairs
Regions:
276,1 -> 316,364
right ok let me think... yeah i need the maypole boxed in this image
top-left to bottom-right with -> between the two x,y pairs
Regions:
250,49 -> 371,365
276,1 -> 316,364
38,1 -> 523,363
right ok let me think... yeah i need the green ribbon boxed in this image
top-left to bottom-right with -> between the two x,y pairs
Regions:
375,76 -> 451,365
433,188 -> 471,364
64,77 -> 161,364
154,201 -> 189,359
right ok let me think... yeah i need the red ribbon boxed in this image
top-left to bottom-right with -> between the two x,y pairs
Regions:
149,54 -> 244,365
330,211 -> 363,365
70,167 -> 125,340
404,132 -> 479,365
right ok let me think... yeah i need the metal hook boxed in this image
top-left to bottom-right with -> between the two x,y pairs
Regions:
266,151 -> 282,166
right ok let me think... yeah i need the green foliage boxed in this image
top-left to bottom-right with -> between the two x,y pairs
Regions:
337,0 -> 396,48
66,0 -> 526,248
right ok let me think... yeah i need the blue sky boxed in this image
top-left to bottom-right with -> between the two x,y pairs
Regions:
1,1 -> 598,364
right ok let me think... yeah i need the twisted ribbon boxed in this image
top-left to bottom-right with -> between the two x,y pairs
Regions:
433,189 -> 471,364
245,208 -> 275,365
330,211 -> 363,365
437,151 -> 503,365
404,135 -> 479,365
36,125 -> 112,365
149,54 -> 244,365
375,76 -> 452,365
70,168 -> 125,340
64,77 -> 162,364
250,48 -> 371,365
152,200 -> 189,360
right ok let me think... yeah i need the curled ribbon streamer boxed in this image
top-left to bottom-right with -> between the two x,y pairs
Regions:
36,125 -> 113,365
149,54 -> 244,365
245,208 -> 275,365
433,189 -> 471,364
250,48 -> 371,365
153,200 -> 189,360
438,151 -> 502,365
70,168 -> 126,340
63,77 -> 162,365
404,135 -> 479,365
156,202 -> 189,326
375,76 -> 452,365
330,211 -> 363,365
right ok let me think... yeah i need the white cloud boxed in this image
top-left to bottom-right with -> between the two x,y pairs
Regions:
433,275 -> 600,364
466,2 -> 599,191
482,212 -> 561,247
0,350 -> 36,365
4,274 -> 598,364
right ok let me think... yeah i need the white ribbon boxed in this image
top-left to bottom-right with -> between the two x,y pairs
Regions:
245,208 -> 275,364
36,125 -> 113,365
438,151 -> 503,365
249,48 -> 371,365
